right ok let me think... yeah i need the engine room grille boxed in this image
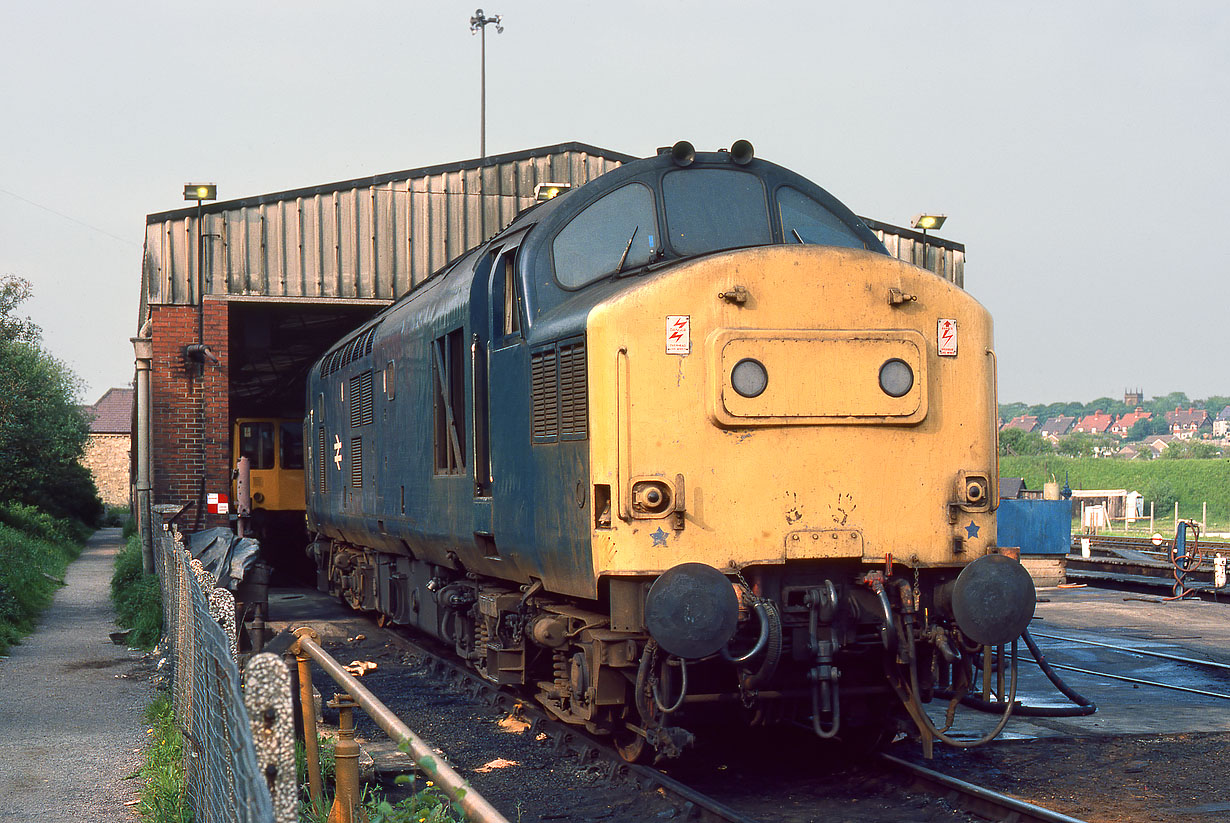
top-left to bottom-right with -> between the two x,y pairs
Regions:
350,436 -> 362,487
531,338 -> 587,442
318,426 -> 327,493
559,342 -> 588,438
350,370 -> 374,427
531,349 -> 559,440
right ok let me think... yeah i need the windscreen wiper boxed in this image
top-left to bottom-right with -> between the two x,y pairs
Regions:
614,225 -> 639,274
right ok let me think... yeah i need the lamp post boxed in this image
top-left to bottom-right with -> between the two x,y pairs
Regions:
183,183 -> 217,531
469,8 -> 503,159
184,184 -> 218,363
910,213 -> 947,273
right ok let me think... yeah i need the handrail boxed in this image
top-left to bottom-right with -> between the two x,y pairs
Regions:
290,628 -> 511,823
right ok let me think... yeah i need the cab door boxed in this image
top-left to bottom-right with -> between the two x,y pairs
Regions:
468,231 -> 529,552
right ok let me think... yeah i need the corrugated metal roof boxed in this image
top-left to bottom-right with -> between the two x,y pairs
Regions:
863,217 -> 965,288
139,142 -> 967,328
140,142 -> 634,323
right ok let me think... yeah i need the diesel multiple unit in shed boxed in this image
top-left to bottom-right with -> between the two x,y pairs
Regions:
304,141 -> 1035,760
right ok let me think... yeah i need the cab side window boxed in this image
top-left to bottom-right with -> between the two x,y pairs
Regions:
239,422 -> 275,470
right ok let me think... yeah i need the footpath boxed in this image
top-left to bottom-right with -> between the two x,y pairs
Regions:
0,527 -> 152,820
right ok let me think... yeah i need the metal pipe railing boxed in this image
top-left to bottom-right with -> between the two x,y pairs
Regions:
290,627 -> 511,823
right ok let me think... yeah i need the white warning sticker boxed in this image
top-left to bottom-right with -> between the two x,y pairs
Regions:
937,318 -> 957,356
666,315 -> 691,355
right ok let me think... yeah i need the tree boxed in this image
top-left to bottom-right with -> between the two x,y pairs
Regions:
1056,432 -> 1116,458
0,275 -> 39,344
998,402 -> 1028,421
1162,440 -> 1221,460
0,276 -> 98,522
999,428 -> 1052,456
1149,392 -> 1190,414
1126,415 -> 1170,441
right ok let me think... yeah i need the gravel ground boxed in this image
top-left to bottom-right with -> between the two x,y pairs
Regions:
278,584 -> 1230,823
307,632 -> 684,822
0,528 -> 153,821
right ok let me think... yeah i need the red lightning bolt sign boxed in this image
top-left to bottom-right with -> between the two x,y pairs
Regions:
666,316 -> 691,354
937,319 -> 957,356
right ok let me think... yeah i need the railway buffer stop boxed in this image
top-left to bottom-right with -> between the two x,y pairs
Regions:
129,140 -> 966,588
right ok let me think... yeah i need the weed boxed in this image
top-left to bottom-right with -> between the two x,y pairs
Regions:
110,534 -> 163,649
137,694 -> 192,823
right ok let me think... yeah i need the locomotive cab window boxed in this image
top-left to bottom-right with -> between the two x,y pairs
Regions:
777,187 -> 864,249
239,422 -> 275,470
490,246 -> 524,342
552,183 -> 658,289
663,169 -> 772,256
432,328 -> 467,474
280,422 -> 304,470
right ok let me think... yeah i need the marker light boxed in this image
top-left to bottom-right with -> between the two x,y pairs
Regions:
731,358 -> 768,398
879,358 -> 914,397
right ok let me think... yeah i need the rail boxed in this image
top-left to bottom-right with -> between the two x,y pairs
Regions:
882,753 -> 1091,823
288,627 -> 511,823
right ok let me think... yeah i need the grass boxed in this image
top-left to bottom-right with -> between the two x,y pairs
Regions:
1001,456 -> 1230,522
137,694 -> 192,823
111,534 -> 163,650
297,736 -> 461,823
0,503 -> 85,654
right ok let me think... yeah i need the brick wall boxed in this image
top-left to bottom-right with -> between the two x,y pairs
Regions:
149,299 -> 230,529
82,434 -> 131,507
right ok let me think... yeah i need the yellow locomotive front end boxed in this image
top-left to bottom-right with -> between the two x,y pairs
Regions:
584,244 -> 1032,754
588,243 -> 996,576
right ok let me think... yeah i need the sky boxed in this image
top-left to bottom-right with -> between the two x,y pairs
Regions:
2,1 -> 1227,406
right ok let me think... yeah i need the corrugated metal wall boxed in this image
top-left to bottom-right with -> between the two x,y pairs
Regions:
139,143 -> 966,324
140,144 -> 632,318
865,218 -> 965,288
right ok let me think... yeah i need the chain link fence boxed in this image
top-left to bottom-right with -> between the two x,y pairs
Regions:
155,527 -> 294,823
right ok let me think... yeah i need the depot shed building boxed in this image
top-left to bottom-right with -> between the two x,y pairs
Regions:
129,140 -> 965,567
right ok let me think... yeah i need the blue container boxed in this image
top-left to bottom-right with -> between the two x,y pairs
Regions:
997,499 -> 1071,556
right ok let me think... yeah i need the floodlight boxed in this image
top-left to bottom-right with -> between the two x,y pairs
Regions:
184,183 -> 217,202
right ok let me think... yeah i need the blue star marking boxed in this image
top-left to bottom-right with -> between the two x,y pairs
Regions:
651,527 -> 670,547
965,521 -> 980,539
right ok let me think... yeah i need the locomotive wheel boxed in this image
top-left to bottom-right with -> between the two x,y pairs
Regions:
614,724 -> 652,763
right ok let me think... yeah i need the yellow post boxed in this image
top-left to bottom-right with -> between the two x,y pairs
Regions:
327,694 -> 361,823
292,628 -> 324,814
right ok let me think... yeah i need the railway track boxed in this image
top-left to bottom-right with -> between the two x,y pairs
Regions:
1024,630 -> 1230,701
1065,534 -> 1228,597
291,604 -> 1095,823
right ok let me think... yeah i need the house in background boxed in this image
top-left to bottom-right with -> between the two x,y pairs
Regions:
1073,410 -> 1113,435
1214,406 -> 1230,438
1001,415 -> 1039,433
1111,408 -> 1152,437
1040,415 -> 1075,439
1165,407 -> 1211,440
80,387 -> 133,508
1142,434 -> 1177,457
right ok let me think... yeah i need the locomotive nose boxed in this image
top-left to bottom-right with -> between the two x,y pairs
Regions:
644,563 -> 740,659
949,553 -> 1037,646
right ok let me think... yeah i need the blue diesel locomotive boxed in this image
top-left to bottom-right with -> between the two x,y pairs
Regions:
304,141 -> 1034,760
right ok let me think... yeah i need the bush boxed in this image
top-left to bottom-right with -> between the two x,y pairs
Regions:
25,461 -> 104,527
111,535 -> 162,650
0,517 -> 80,653
0,502 -> 88,546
